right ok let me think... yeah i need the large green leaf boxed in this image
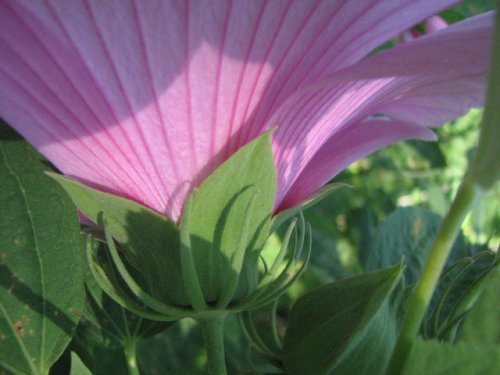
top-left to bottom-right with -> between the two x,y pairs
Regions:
180,131 -> 276,306
402,338 -> 500,375
362,207 -> 470,284
0,123 -> 84,374
48,172 -> 185,307
283,265 -> 403,375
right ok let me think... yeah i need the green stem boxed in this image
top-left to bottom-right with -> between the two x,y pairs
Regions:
199,315 -> 228,375
386,179 -> 482,375
124,338 -> 140,375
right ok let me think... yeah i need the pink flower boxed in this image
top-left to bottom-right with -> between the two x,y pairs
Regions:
0,1 -> 493,222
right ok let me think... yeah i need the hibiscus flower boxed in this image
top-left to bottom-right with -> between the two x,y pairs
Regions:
0,0 -> 493,222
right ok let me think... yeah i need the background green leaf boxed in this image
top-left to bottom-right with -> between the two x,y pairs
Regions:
69,353 -> 91,375
442,0 -> 496,23
137,315 -> 259,375
402,339 -> 500,375
361,207 -> 471,284
0,123 -> 85,374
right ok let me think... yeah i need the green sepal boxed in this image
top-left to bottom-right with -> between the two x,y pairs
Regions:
238,214 -> 312,310
84,233 -> 185,321
283,264 -> 403,375
47,172 -> 186,307
238,300 -> 285,369
77,269 -> 173,349
179,196 -> 209,312
71,257 -> 174,375
179,131 -> 276,306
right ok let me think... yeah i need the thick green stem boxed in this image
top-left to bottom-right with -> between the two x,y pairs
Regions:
386,179 -> 482,375
199,316 -> 228,375
124,338 -> 140,375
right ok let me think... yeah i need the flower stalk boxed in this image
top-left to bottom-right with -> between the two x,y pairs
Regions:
199,316 -> 228,375
123,338 -> 140,375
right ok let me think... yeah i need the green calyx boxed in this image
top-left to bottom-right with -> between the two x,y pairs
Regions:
50,131 -> 310,321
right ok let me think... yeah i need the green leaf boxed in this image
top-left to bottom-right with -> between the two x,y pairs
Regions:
138,315 -> 258,375
362,207 -> 470,284
427,185 -> 449,216
452,0 -> 496,18
283,265 -> 403,375
70,343 -> 127,375
137,319 -> 205,375
441,0 -> 495,23
406,141 -> 446,168
47,172 -> 186,307
69,352 -> 92,375
402,339 -> 500,375
180,131 -> 276,306
0,123 -> 85,374
457,264 -> 500,345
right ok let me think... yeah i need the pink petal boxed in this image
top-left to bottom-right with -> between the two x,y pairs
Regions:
273,12 -> 493,209
277,119 -> 437,211
0,0 -> 468,221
